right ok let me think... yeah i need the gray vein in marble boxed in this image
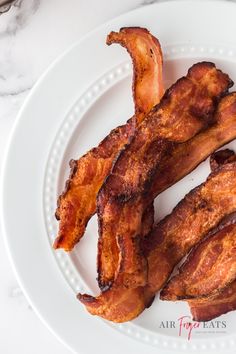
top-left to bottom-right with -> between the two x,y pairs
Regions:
141,0 -> 159,4
0,85 -> 31,97
0,3 -> 13,14
0,0 -> 40,36
0,54 -> 34,96
0,0 -> 41,96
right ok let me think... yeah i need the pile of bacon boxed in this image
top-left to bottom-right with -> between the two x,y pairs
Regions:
53,27 -> 236,323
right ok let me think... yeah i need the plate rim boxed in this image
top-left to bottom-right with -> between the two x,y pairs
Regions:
2,1 -> 236,353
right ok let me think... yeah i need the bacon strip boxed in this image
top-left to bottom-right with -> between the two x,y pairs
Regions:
189,280 -> 236,321
150,94 -> 236,197
78,281 -> 152,323
97,62 -> 232,290
160,222 -> 236,301
54,27 -> 163,251
107,27 -> 164,124
185,153 -> 236,320
148,165 -> 236,297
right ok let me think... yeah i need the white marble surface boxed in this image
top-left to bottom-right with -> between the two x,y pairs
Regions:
0,1 -> 235,353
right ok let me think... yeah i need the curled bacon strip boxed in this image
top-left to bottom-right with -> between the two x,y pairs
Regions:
97,62 -> 232,290
54,27 -> 163,251
107,27 -> 164,123
189,280 -> 236,321
160,222 -> 236,301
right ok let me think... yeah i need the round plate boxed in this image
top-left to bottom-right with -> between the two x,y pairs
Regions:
2,1 -> 236,353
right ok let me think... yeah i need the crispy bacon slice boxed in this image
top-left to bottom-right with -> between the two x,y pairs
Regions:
78,203 -> 155,324
54,27 -> 163,251
79,93 -> 236,323
107,27 -> 164,123
150,96 -> 236,196
78,276 -> 152,323
189,280 -> 236,321
54,123 -> 134,252
160,222 -> 236,301
186,209 -> 236,322
148,162 -> 236,297
97,62 -> 232,290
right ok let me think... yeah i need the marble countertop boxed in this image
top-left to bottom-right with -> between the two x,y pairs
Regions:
0,1 -> 235,353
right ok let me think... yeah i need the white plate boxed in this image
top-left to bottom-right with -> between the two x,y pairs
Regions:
2,1 -> 236,353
